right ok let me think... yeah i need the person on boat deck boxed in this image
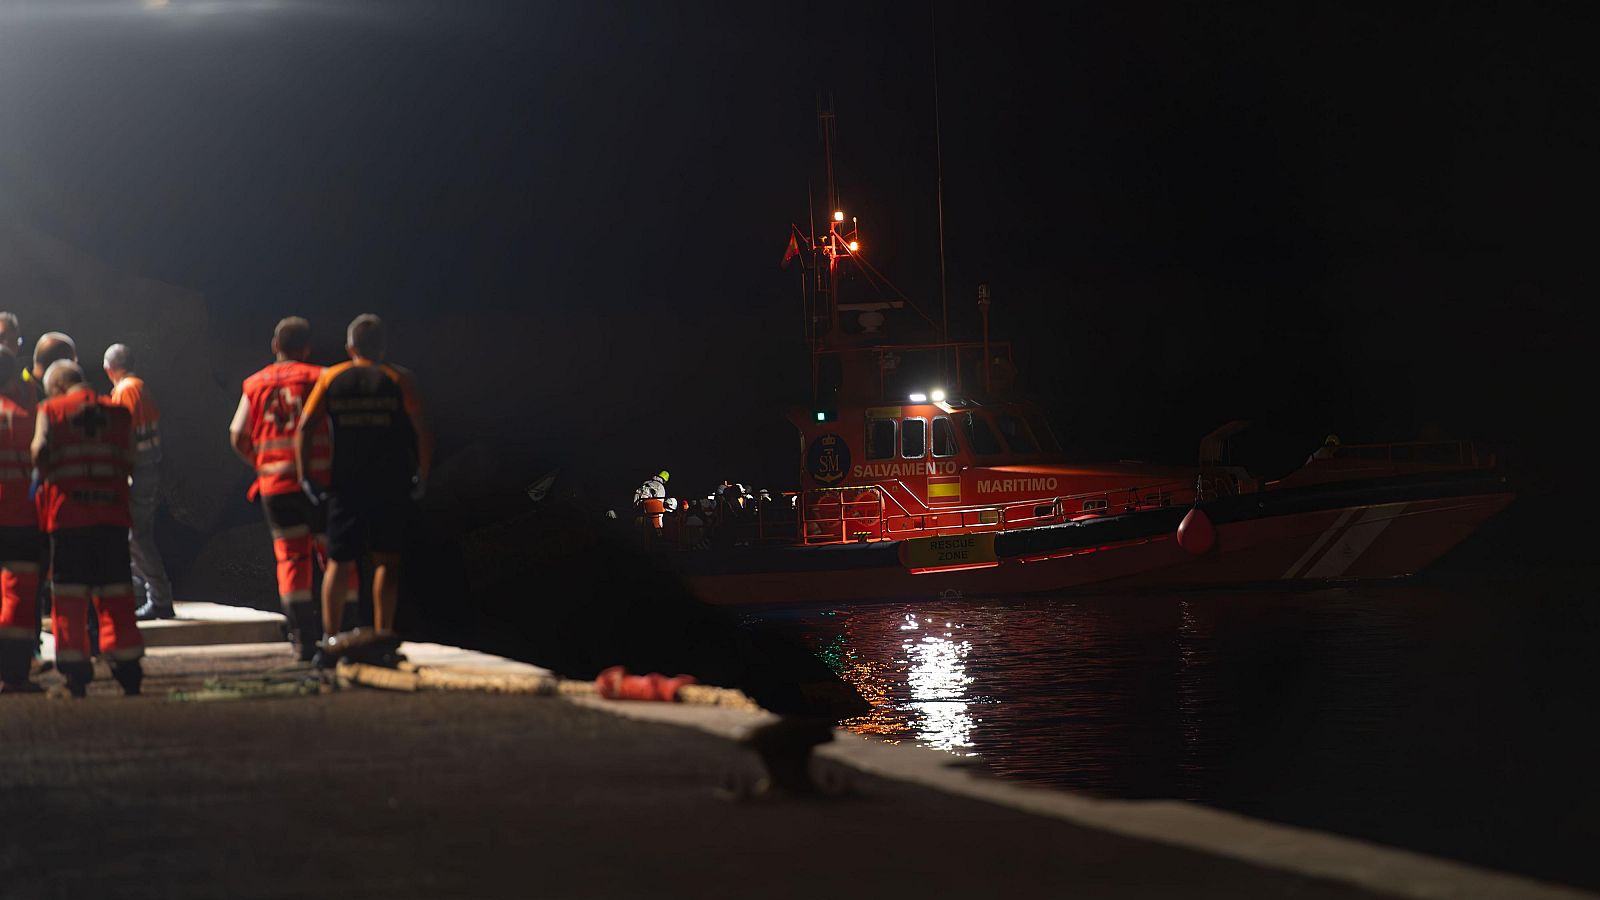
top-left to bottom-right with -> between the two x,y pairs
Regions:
633,470 -> 669,530
714,478 -> 742,509
1308,433 -> 1341,464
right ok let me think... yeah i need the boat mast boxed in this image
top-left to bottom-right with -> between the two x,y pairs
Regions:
931,2 -> 951,381
818,95 -> 841,343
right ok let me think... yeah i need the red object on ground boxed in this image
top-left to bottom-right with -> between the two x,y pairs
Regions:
1176,507 -> 1216,555
595,666 -> 698,702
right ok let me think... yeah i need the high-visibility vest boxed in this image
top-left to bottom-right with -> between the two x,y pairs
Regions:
35,387 -> 133,532
242,361 -> 329,497
0,394 -> 36,528
109,375 -> 162,455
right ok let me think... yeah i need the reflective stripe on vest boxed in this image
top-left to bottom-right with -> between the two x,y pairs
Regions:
36,390 -> 133,532
244,361 -> 328,497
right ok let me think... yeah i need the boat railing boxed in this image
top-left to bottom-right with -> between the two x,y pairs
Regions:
1194,468 -> 1249,501
800,476 -> 1195,545
1323,439 -> 1486,466
801,485 -> 888,544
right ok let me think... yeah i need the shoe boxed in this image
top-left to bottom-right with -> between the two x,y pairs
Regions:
109,660 -> 143,697
135,600 -> 177,621
57,661 -> 93,698
343,634 -> 404,668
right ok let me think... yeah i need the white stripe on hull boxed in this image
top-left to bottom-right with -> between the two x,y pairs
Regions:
1281,507 -> 1357,580
1299,502 -> 1409,580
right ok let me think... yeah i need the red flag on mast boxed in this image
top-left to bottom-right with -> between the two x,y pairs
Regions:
781,234 -> 801,269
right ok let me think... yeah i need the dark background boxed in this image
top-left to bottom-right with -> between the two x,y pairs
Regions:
1,1 -> 1592,572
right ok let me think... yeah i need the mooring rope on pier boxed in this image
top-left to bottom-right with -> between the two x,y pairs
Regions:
335,660 -> 763,712
163,656 -> 762,713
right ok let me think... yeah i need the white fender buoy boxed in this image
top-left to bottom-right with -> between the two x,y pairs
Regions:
1177,507 -> 1216,556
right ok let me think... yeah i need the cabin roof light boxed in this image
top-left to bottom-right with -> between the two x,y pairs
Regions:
930,389 -> 946,402
908,392 -> 927,403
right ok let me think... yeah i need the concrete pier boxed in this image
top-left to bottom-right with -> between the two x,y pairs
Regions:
3,628 -> 1592,900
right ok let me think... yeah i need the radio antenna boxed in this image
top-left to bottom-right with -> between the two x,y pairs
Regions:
931,2 -> 951,379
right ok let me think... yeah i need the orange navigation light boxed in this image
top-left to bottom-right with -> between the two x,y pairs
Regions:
847,240 -> 859,252
833,210 -> 845,222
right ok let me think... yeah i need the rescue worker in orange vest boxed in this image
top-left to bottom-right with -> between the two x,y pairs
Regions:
103,343 -> 173,620
0,354 -> 45,693
295,314 -> 431,668
31,360 -> 143,698
228,317 -> 351,660
0,312 -> 39,409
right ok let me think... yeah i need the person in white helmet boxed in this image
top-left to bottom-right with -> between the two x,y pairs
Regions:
633,470 -> 670,530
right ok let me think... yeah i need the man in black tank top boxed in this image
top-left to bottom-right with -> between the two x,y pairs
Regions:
295,314 -> 433,665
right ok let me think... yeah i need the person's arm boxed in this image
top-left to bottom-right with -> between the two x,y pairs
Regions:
227,393 -> 253,466
30,405 -> 50,471
296,377 -> 330,486
398,369 -> 432,482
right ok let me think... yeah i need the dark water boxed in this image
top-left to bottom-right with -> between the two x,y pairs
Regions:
767,568 -> 1600,891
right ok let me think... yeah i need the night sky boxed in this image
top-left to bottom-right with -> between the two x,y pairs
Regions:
1,1 -> 1592,552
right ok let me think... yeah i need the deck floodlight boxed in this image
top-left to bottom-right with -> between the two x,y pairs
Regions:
833,210 -> 845,222
909,392 -> 927,403
930,389 -> 946,402
848,240 -> 859,252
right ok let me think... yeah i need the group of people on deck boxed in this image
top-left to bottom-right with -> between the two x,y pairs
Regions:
630,471 -> 793,548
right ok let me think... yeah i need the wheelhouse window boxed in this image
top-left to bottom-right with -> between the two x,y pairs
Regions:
901,418 -> 926,459
866,418 -> 896,460
1027,414 -> 1062,453
994,414 -> 1039,453
962,413 -> 1004,455
931,416 -> 957,458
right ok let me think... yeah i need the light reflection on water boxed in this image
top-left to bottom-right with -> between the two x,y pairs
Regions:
773,574 -> 1600,892
896,614 -> 977,752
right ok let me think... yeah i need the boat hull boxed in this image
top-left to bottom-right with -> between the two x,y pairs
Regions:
676,472 -> 1513,606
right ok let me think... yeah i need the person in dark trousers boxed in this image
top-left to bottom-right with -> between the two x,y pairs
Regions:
31,360 -> 143,698
103,343 -> 173,620
0,354 -> 45,693
0,313 -> 45,680
295,314 -> 431,667
229,317 -> 352,659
